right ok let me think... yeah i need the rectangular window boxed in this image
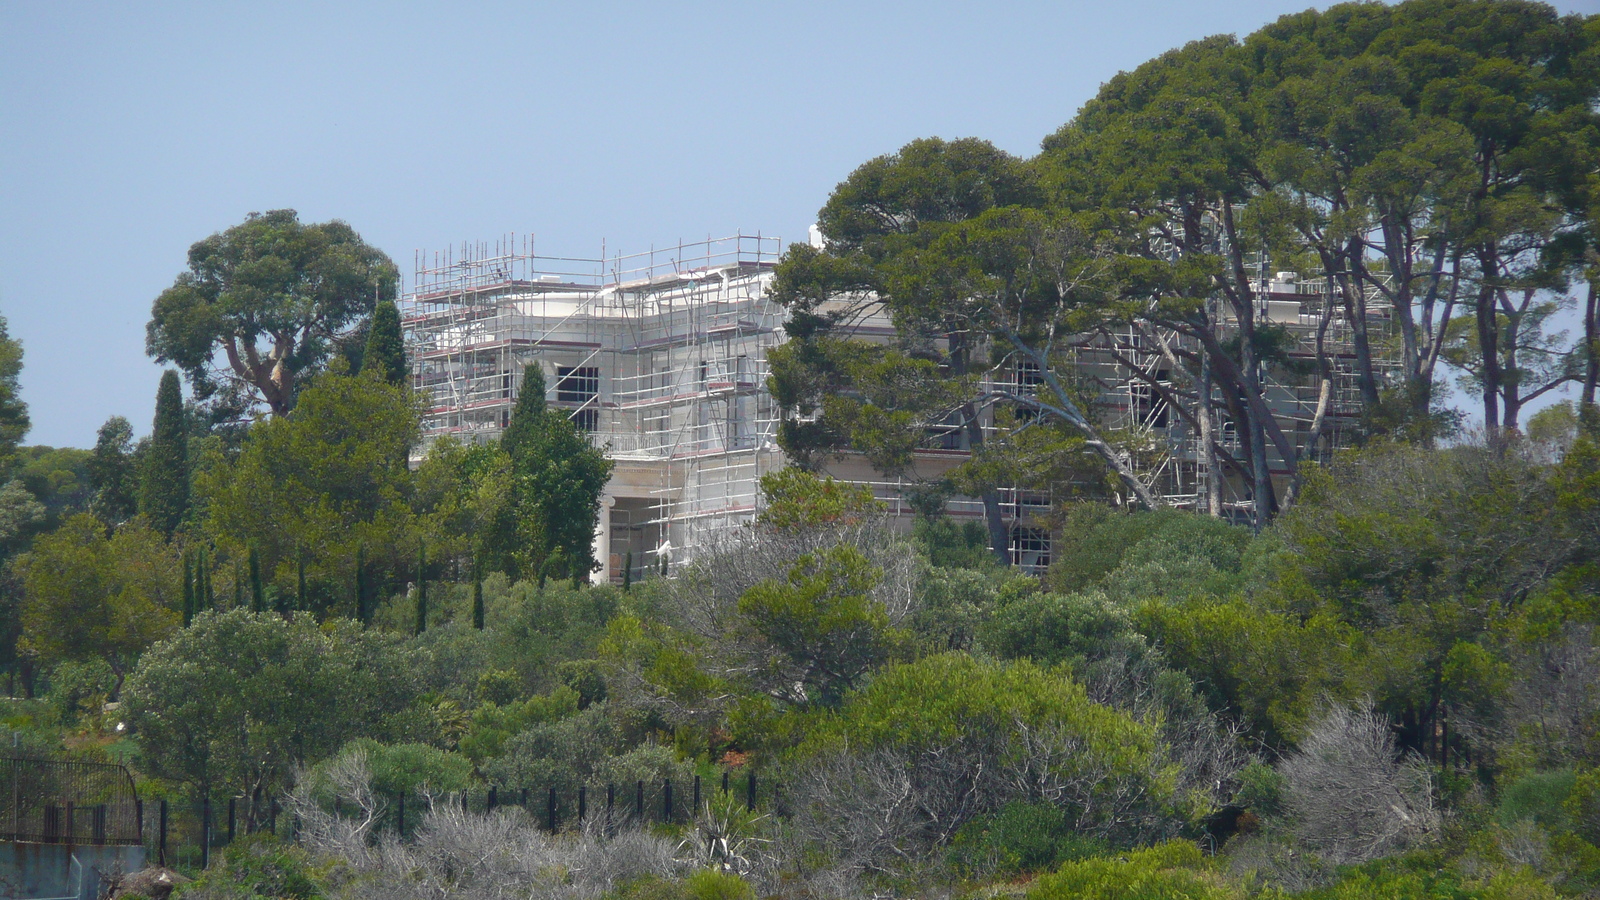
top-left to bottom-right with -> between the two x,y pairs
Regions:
556,366 -> 600,403
1015,359 -> 1045,392
1009,526 -> 1052,573
571,408 -> 599,432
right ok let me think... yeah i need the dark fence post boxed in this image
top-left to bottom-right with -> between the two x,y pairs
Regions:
201,799 -> 211,869
65,803 -> 74,845
693,775 -> 700,812
44,804 -> 58,843
663,780 -> 672,822
135,799 -> 144,844
546,786 -> 556,833
227,798 -> 236,844
578,786 -> 586,823
93,805 -> 106,844
746,772 -> 756,811
158,800 -> 168,866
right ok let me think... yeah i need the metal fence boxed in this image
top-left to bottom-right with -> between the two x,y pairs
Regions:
3,757 -> 764,870
1,757 -> 141,845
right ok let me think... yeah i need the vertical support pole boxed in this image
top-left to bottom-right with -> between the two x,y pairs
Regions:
158,800 -> 168,867
547,786 -> 556,833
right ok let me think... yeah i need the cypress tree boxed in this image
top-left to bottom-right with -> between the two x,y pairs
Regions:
623,550 -> 633,592
196,548 -> 211,609
361,299 -> 408,385
501,364 -> 547,460
203,550 -> 214,609
472,567 -> 485,630
181,551 -> 195,626
353,545 -> 368,623
413,540 -> 428,636
249,546 -> 265,613
140,370 -> 189,536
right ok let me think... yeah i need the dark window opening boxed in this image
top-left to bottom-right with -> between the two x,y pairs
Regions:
571,408 -> 599,432
1009,526 -> 1051,572
556,366 -> 600,403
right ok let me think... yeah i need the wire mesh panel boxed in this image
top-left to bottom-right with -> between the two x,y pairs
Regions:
0,757 -> 141,845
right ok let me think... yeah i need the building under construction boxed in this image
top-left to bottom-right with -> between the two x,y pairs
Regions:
404,233 -> 1395,581
403,234 -> 787,584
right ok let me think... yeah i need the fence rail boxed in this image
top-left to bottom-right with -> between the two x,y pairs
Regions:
4,756 -> 762,870
1,757 -> 141,845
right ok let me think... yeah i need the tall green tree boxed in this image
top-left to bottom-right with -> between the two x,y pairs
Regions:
200,368 -> 420,615
361,298 -> 408,386
770,138 -> 1058,557
493,365 -> 612,581
140,371 -> 190,536
248,545 -> 265,613
146,210 -> 399,418
123,609 -> 417,807
87,416 -> 139,525
0,314 -> 29,477
16,514 -> 180,697
413,540 -> 428,636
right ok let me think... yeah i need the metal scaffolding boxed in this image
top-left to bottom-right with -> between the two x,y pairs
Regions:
402,233 -> 787,582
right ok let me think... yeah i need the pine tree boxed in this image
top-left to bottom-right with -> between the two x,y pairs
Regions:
413,540 -> 428,636
140,370 -> 190,536
361,299 -> 408,385
248,545 -> 265,613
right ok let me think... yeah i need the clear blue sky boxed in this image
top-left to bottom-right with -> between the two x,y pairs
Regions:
3,1 -> 1595,448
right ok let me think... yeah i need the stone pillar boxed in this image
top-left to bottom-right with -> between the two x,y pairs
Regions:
591,494 -> 617,585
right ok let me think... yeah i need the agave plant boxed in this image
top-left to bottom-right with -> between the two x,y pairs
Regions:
677,788 -> 772,876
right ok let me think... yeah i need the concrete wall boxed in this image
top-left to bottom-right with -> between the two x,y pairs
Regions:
0,843 -> 146,900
